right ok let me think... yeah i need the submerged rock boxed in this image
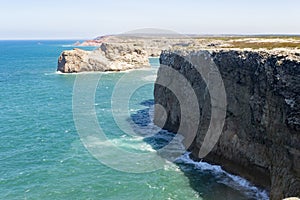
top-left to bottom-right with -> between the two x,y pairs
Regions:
154,49 -> 300,200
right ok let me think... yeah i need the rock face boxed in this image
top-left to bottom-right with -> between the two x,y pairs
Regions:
57,43 -> 150,73
154,49 -> 300,199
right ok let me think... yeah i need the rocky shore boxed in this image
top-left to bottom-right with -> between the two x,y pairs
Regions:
154,49 -> 300,200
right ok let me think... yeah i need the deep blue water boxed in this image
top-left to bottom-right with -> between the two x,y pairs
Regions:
0,40 -> 268,199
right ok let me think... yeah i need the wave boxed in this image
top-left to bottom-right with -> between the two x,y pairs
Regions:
52,67 -> 158,76
175,152 -> 269,200
130,99 -> 269,199
82,135 -> 156,153
54,71 -> 107,75
142,75 -> 157,81
44,72 -> 59,76
61,45 -> 74,47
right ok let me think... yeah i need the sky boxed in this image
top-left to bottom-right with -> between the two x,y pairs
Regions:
0,0 -> 299,39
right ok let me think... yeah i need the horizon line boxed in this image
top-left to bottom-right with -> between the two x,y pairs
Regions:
1,33 -> 300,41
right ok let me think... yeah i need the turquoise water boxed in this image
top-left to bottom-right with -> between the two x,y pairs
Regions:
0,41 -> 268,200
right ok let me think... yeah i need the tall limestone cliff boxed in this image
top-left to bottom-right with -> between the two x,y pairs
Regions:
154,49 -> 300,200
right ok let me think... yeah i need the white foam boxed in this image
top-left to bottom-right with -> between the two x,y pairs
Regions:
61,45 -> 74,47
84,135 -> 156,153
175,152 -> 269,200
44,72 -> 58,76
142,75 -> 157,81
55,71 -> 74,75
163,161 -> 181,172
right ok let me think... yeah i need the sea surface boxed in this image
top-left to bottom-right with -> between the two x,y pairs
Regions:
0,40 -> 268,200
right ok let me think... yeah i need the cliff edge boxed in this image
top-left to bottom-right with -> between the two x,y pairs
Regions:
154,49 -> 300,199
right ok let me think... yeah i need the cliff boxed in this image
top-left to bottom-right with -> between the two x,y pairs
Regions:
57,43 -> 149,73
59,35 -> 300,73
154,49 -> 300,199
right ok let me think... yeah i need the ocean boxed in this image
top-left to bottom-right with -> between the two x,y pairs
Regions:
0,40 -> 268,200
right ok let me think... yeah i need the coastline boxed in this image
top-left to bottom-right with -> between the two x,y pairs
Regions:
56,36 -> 300,199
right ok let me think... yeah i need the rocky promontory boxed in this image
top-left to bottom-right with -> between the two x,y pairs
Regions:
154,49 -> 300,199
57,42 -> 150,73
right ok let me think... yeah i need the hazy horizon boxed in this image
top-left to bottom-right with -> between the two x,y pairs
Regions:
1,0 -> 299,39
1,33 -> 300,41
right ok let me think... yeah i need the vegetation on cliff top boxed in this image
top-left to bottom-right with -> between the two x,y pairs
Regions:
195,36 -> 300,49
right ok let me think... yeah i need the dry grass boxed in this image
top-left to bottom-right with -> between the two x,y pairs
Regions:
226,41 -> 300,49
195,35 -> 300,41
193,36 -> 300,49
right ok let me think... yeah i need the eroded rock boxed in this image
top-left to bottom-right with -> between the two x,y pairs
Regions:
57,43 -> 150,73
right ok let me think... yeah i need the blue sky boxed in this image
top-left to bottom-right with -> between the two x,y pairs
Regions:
0,0 -> 299,39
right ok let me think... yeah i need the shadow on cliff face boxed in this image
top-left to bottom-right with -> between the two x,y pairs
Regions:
129,99 -> 256,200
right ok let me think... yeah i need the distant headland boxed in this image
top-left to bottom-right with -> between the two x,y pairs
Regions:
57,34 -> 300,73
